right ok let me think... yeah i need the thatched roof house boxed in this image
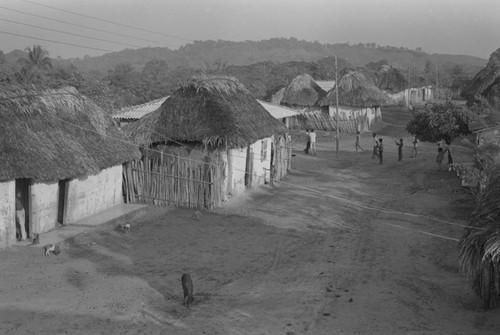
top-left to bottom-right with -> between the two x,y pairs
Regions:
0,86 -> 140,248
126,75 -> 287,148
463,48 -> 500,109
272,74 -> 326,107
122,75 -> 291,209
319,71 -> 391,107
376,65 -> 408,93
458,169 -> 500,309
0,86 -> 139,181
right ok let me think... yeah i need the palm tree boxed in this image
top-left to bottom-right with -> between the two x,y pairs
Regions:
18,45 -> 52,71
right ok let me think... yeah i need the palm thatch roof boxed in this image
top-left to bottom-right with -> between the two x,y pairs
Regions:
276,74 -> 326,107
463,48 -> 500,106
458,169 -> 500,309
125,75 -> 287,148
319,71 -> 392,107
0,86 -> 140,182
376,65 -> 408,93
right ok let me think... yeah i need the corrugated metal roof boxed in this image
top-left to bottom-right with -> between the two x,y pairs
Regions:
257,100 -> 300,119
316,80 -> 336,92
113,96 -> 169,120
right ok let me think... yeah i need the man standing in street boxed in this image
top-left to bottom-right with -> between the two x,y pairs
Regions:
309,129 -> 317,155
378,138 -> 384,164
395,138 -> 403,161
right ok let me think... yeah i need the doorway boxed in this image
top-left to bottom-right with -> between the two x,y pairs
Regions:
57,179 -> 69,225
15,179 -> 31,240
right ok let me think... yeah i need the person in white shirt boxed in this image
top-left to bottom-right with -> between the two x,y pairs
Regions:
309,129 -> 317,155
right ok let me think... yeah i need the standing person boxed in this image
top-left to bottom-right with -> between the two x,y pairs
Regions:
436,147 -> 448,171
371,133 -> 379,158
304,129 -> 310,154
411,136 -> 419,158
309,129 -> 317,155
395,138 -> 403,161
15,191 -> 27,241
355,131 -> 363,152
378,138 -> 384,164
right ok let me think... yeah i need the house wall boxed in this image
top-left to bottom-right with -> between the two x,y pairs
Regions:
250,136 -> 273,185
30,181 -> 59,234
389,87 -> 434,105
224,147 -> 247,199
0,180 -> 16,248
65,165 -> 123,224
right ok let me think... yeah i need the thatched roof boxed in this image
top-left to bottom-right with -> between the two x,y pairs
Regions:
463,48 -> 500,104
126,75 -> 287,148
277,74 -> 326,107
458,169 -> 500,308
0,86 -> 140,182
376,65 -> 408,93
319,71 -> 392,107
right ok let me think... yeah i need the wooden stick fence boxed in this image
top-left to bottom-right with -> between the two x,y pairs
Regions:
123,153 -> 225,210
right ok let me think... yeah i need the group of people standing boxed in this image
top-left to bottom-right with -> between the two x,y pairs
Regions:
370,133 -> 419,164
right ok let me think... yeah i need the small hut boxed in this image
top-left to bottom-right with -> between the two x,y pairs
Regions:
0,86 -> 140,248
124,75 -> 290,208
458,170 -> 500,309
257,99 -> 299,129
376,65 -> 408,93
319,71 -> 390,132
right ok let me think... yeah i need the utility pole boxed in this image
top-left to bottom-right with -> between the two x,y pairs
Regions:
335,55 -> 340,157
407,60 -> 411,107
435,54 -> 439,99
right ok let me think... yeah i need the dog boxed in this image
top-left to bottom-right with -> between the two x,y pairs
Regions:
30,233 -> 40,245
181,273 -> 194,307
120,223 -> 131,234
43,244 -> 61,256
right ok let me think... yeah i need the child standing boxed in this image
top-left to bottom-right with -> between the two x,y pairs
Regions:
355,131 -> 363,152
378,138 -> 384,164
395,138 -> 403,161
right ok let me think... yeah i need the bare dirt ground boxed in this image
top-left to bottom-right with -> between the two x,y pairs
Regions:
2,118 -> 500,334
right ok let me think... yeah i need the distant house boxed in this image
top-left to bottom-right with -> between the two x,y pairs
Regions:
319,71 -> 390,132
112,96 -> 169,127
316,80 -> 336,92
388,86 -> 434,105
0,87 -> 140,248
124,76 -> 290,208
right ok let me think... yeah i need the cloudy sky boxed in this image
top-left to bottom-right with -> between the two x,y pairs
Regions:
0,0 -> 498,59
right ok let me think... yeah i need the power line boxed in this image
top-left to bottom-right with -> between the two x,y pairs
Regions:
0,18 -> 145,49
0,30 -> 116,53
0,6 -> 182,49
19,0 -> 193,42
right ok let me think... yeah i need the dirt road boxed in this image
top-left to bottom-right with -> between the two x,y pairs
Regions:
1,132 -> 500,335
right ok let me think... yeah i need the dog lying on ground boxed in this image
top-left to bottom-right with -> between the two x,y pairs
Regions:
29,234 -> 40,245
120,223 -> 131,233
43,244 -> 61,256
181,273 -> 194,308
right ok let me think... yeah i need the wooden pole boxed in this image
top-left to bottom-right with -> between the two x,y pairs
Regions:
407,60 -> 411,107
335,55 -> 339,157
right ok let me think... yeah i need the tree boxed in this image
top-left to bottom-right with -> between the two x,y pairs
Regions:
18,45 -> 52,71
406,101 -> 473,145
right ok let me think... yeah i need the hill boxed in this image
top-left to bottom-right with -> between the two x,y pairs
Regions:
43,38 -> 486,76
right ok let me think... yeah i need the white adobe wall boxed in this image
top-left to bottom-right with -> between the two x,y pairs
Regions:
30,181 -> 59,234
225,147 -> 247,199
0,180 -> 16,248
249,136 -> 273,185
65,165 -> 123,224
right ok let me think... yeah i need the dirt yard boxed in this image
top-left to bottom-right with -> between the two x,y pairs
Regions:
2,122 -> 500,334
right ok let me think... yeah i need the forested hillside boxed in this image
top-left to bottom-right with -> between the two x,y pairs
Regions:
0,38 -> 488,111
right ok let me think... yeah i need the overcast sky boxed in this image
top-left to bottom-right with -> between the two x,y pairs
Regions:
0,0 -> 498,60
